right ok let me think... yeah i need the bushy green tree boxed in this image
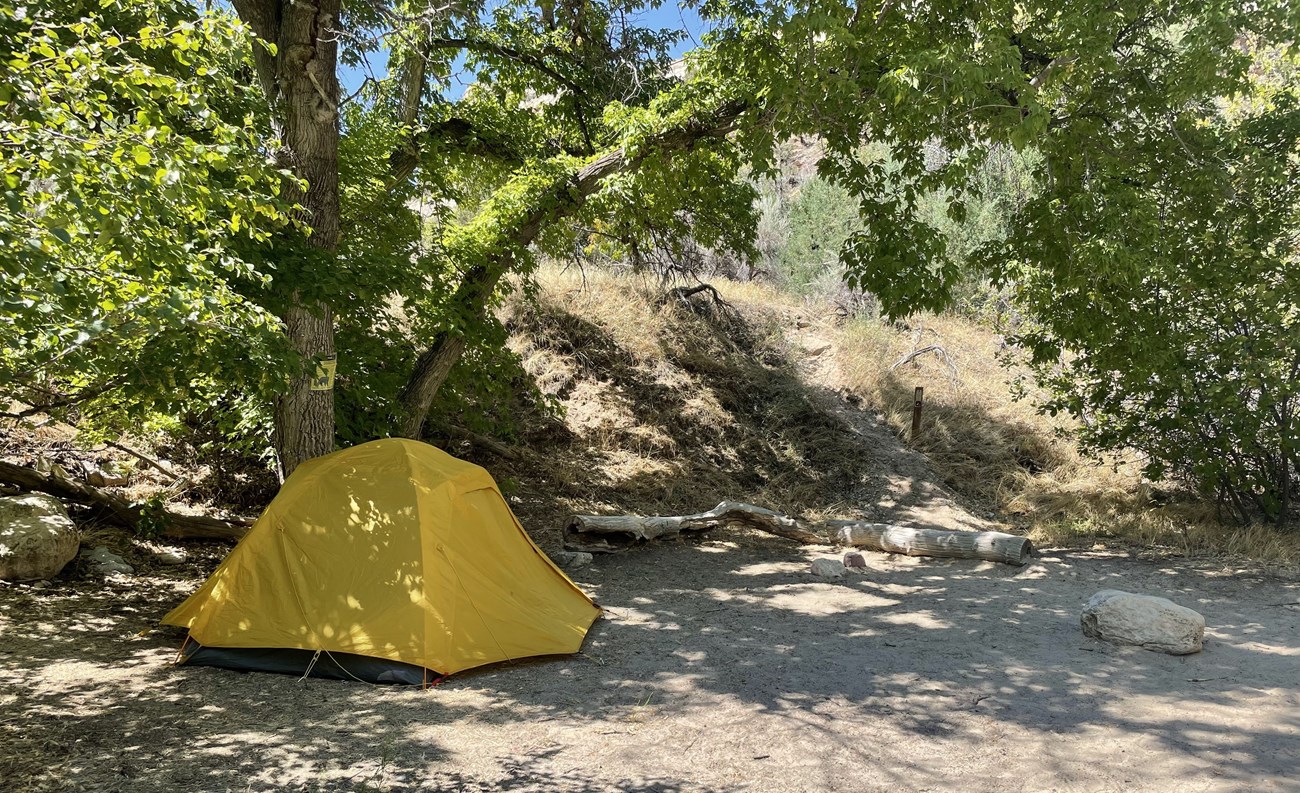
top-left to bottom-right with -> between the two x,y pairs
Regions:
997,52 -> 1300,522
6,0 -> 1296,488
777,176 -> 860,296
0,0 -> 292,440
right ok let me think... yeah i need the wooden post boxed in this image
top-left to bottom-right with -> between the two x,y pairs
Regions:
910,386 -> 924,442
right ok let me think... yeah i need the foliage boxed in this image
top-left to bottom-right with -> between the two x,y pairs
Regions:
776,176 -> 860,296
6,0 -> 1298,506
0,0 -> 293,438
1001,54 -> 1300,522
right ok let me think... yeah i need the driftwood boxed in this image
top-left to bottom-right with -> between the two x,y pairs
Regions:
0,459 -> 250,541
565,501 -> 821,552
829,520 -> 1033,566
565,502 -> 1033,566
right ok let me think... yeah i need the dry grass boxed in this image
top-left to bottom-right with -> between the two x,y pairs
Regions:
493,266 -> 874,531
828,313 -> 1300,567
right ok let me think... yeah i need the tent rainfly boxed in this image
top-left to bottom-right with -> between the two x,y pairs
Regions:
163,438 -> 601,684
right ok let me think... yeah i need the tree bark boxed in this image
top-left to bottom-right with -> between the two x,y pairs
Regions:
234,0 -> 343,478
564,501 -> 822,552
0,460 -> 251,541
829,520 -> 1034,566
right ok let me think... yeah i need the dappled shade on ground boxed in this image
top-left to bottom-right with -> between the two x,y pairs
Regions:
2,532 -> 1297,792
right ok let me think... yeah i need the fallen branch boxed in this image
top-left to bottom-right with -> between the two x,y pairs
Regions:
102,439 -> 182,482
828,520 -> 1033,566
565,501 -> 822,552
439,425 -> 520,461
890,344 -> 958,380
0,459 -> 250,541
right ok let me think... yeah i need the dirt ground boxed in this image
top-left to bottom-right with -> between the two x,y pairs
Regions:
3,288 -> 1298,791
2,528 -> 1298,793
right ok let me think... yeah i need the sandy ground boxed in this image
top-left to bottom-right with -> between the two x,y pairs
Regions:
2,529 -> 1298,793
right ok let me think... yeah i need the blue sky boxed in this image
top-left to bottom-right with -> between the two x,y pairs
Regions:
339,2 -> 710,97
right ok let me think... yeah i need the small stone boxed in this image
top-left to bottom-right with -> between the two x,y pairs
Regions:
0,493 -> 79,581
797,336 -> 832,356
1081,589 -> 1205,655
551,550 -> 593,569
154,549 -> 186,566
82,545 -> 134,576
842,551 -> 867,569
810,557 -> 845,578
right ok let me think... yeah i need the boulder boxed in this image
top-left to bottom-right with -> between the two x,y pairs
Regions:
810,557 -> 845,578
83,545 -> 134,576
1081,589 -> 1205,655
0,493 -> 79,581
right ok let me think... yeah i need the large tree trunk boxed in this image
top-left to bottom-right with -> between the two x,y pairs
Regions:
397,334 -> 466,439
396,264 -> 502,439
273,300 -> 335,478
235,0 -> 342,478
394,99 -> 752,437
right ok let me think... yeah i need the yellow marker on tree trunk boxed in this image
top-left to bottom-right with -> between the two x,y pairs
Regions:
310,355 -> 337,391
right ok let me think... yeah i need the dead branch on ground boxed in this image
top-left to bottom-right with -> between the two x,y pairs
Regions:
0,459 -> 250,541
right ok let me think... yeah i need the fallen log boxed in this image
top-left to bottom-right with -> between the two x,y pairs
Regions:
828,520 -> 1033,566
565,501 -> 822,552
0,459 -> 250,541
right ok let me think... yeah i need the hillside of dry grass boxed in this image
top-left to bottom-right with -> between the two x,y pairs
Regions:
473,266 -> 1300,566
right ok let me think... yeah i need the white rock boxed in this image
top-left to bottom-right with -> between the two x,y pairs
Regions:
1081,589 -> 1205,655
79,460 -> 128,488
0,493 -> 79,581
810,557 -> 845,578
797,336 -> 832,356
83,545 -> 134,576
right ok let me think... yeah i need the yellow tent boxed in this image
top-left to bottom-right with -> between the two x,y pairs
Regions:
162,438 -> 600,684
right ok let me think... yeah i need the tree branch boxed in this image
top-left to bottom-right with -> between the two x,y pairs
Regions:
427,37 -> 589,99
395,97 -> 753,437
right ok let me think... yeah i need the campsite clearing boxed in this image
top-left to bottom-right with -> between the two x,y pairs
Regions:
2,528 -> 1297,792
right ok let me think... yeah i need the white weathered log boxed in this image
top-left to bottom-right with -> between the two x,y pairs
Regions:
565,501 -> 822,553
828,520 -> 1032,566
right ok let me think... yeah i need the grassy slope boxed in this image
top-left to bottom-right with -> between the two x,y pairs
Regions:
484,268 -> 879,537
482,266 -> 1300,565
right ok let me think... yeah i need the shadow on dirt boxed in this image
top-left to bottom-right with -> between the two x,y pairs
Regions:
2,537 -> 1297,791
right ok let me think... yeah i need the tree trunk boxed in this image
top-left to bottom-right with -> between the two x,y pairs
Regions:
274,300 -> 335,478
236,0 -> 343,478
393,98 -> 752,437
397,334 -> 466,439
829,520 -> 1033,566
396,264 -> 501,439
